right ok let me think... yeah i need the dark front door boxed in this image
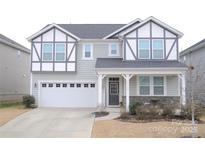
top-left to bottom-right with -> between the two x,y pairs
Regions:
109,78 -> 119,106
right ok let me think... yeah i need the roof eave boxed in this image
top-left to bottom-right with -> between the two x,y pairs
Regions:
27,23 -> 80,42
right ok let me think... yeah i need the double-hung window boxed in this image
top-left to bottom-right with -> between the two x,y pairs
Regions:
139,76 -> 150,95
138,39 -> 150,59
139,76 -> 165,96
109,43 -> 118,56
152,39 -> 164,59
55,43 -> 66,61
153,76 -> 164,95
83,44 -> 93,59
42,43 -> 53,61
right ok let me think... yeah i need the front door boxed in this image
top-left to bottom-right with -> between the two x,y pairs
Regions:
109,78 -> 119,106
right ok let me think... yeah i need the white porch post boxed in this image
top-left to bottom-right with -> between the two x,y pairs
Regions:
122,74 -> 133,112
97,74 -> 106,109
179,73 -> 186,105
181,73 -> 186,105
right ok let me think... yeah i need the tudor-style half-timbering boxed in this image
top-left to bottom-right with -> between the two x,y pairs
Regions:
31,27 -> 77,72
124,21 -> 178,61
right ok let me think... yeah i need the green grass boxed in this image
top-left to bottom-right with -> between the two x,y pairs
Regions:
0,102 -> 24,109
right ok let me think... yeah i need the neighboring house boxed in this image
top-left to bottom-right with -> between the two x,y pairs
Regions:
0,34 -> 30,102
27,16 -> 187,112
180,39 -> 205,104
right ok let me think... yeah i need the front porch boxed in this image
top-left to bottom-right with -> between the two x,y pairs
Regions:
97,73 -> 186,112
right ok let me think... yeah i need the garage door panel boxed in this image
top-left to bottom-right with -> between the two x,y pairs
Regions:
40,82 -> 97,107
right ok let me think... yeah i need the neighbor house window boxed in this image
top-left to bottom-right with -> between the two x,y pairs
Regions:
153,76 -> 164,95
138,39 -> 150,59
139,76 -> 150,95
42,43 -> 53,61
109,43 -> 118,56
83,44 -> 93,59
152,39 -> 164,59
55,43 -> 66,61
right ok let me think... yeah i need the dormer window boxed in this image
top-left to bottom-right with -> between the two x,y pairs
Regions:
109,43 -> 119,56
152,39 -> 164,59
42,43 -> 53,61
55,43 -> 66,61
138,39 -> 150,59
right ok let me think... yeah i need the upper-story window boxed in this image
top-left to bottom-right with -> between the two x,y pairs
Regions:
83,44 -> 93,60
152,39 -> 164,59
42,43 -> 53,61
109,43 -> 119,56
138,39 -> 150,59
55,43 -> 66,61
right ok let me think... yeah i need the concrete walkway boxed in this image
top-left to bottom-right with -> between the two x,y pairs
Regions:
95,108 -> 121,121
0,108 -> 95,138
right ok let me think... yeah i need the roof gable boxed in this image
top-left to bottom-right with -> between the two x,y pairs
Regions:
27,23 -> 80,41
111,16 -> 183,38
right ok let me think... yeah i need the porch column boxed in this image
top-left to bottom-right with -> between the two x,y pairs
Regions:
181,73 -> 186,105
97,74 -> 106,109
122,74 -> 133,112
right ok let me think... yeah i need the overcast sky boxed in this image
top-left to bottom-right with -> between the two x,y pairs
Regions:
0,0 -> 205,51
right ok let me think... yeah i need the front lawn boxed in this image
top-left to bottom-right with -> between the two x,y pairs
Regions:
0,102 -> 31,126
92,119 -> 205,138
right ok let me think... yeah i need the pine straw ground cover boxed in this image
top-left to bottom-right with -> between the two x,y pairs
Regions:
92,119 -> 205,138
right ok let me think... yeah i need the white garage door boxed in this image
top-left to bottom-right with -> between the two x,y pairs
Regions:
39,82 -> 97,107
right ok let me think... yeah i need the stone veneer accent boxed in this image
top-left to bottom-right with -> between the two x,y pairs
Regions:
122,96 -> 181,107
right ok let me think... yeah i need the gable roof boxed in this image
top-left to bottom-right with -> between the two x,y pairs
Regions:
0,34 -> 30,53
180,38 -> 205,57
120,16 -> 183,38
28,16 -> 183,41
27,23 -> 81,41
58,24 -> 125,39
102,18 -> 142,39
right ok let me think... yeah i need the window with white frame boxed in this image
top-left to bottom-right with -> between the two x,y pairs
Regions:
83,44 -> 93,59
109,43 -> 118,56
153,76 -> 164,95
138,39 -> 150,59
139,76 -> 150,95
152,39 -> 164,59
138,76 -> 165,96
42,43 -> 53,61
55,43 -> 66,61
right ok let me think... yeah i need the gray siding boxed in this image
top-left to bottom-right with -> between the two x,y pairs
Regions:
181,46 -> 205,103
166,75 -> 179,96
0,43 -> 30,101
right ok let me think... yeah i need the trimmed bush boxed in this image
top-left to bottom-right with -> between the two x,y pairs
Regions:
23,95 -> 35,108
129,102 -> 142,115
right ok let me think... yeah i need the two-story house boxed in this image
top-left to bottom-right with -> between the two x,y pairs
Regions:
27,16 -> 187,112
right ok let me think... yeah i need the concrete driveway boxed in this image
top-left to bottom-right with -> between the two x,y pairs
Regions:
0,108 -> 95,138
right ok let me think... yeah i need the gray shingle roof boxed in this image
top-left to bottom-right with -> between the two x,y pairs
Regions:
58,24 -> 125,39
0,34 -> 30,53
96,58 -> 187,69
180,38 -> 205,57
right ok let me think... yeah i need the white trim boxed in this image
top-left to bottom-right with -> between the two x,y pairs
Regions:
55,43 -> 66,61
138,39 -> 150,59
152,39 -> 164,59
27,23 -> 80,41
108,43 -> 120,56
120,16 -> 183,38
103,18 -> 142,39
82,43 -> 93,60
